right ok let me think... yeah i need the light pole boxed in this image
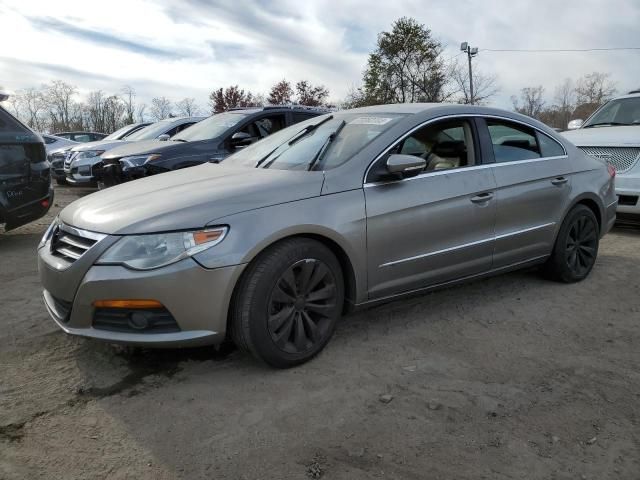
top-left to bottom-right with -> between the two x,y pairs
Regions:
460,42 -> 479,105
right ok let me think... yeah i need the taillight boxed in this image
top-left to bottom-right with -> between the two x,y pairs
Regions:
607,164 -> 616,178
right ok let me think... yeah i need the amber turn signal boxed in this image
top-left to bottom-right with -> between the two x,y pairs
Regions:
93,299 -> 163,309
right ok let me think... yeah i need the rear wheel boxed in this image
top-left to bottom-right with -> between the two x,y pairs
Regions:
543,204 -> 599,282
230,238 -> 344,368
55,178 -> 67,186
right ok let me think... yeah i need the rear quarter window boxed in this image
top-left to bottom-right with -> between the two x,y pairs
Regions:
537,132 -> 566,157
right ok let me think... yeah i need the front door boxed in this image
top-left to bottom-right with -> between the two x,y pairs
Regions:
364,117 -> 497,299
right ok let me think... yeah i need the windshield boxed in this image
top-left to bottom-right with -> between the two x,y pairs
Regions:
127,120 -> 176,141
584,97 -> 640,127
104,124 -> 139,141
172,112 -> 246,142
224,112 -> 407,171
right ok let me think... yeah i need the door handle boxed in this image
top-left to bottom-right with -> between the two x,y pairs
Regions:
470,192 -> 494,204
551,177 -> 568,186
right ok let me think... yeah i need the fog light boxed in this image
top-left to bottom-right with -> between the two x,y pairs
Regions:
129,311 -> 151,330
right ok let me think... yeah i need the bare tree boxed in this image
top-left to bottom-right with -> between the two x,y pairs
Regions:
150,96 -> 172,120
175,97 -> 200,117
44,80 -> 79,132
575,72 -> 616,106
121,85 -> 136,124
451,62 -> 499,105
553,78 -> 575,128
511,86 -> 546,118
137,103 -> 147,123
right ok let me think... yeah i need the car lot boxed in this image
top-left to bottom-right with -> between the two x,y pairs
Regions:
1,185 -> 639,479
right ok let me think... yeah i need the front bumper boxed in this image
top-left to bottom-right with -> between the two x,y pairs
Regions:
615,171 -> 640,215
38,240 -> 246,347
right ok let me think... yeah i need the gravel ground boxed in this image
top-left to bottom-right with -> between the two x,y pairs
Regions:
1,185 -> 639,479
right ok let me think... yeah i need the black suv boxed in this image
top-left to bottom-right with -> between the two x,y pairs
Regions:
0,98 -> 53,231
96,106 -> 328,186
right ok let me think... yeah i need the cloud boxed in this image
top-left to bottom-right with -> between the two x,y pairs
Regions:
26,16 -> 189,60
1,0 -> 639,111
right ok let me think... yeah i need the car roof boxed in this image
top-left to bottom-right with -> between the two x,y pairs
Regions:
54,130 -> 106,135
227,105 -> 331,115
610,92 -> 640,100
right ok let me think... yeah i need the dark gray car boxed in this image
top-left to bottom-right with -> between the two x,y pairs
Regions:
38,104 -> 617,367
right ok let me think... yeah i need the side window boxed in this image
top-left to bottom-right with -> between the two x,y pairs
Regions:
253,114 -> 286,138
537,132 -> 565,157
487,120 -> 540,162
292,112 -> 316,124
396,119 -> 476,172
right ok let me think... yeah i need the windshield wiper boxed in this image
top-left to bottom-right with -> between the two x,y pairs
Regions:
583,122 -> 629,128
172,138 -> 188,142
307,120 -> 346,171
254,115 -> 335,169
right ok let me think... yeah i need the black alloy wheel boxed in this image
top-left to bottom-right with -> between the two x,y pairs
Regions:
267,258 -> 337,354
565,215 -> 598,277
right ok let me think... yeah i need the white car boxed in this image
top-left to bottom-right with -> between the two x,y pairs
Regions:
42,134 -> 79,154
562,91 -> 640,222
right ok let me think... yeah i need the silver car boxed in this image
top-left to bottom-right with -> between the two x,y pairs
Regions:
38,104 -> 617,367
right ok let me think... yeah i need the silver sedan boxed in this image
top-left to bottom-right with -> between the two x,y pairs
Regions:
38,104 -> 617,367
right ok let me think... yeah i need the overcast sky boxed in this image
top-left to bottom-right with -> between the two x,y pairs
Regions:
1,0 -> 639,111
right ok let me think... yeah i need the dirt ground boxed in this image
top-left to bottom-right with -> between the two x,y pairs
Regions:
1,185 -> 639,480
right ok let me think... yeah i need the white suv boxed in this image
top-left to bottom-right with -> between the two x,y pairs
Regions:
562,91 -> 640,222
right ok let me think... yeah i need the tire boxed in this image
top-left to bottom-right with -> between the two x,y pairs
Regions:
229,238 -> 344,368
543,204 -> 600,283
55,178 -> 67,186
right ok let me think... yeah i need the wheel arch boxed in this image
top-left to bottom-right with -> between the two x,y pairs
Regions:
565,193 -> 604,232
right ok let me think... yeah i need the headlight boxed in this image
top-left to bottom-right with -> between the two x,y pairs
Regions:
120,154 -> 161,168
75,150 -> 105,160
96,226 -> 228,270
39,217 -> 58,249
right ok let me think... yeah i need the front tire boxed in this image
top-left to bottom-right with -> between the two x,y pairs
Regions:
230,238 -> 344,368
543,204 -> 599,283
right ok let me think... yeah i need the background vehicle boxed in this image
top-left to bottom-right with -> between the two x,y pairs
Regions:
38,104 -> 616,367
42,134 -> 78,154
0,92 -> 53,231
97,106 -> 328,187
562,90 -> 640,223
65,117 -> 204,186
53,131 -> 108,142
49,122 -> 150,185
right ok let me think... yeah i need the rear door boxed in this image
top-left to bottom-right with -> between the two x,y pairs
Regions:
478,117 -> 572,267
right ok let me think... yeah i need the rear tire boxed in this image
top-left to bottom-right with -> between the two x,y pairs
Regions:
543,204 -> 599,283
229,238 -> 344,368
55,178 -> 67,186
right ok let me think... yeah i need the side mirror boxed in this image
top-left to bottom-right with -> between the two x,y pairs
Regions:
567,119 -> 584,130
386,154 -> 426,177
230,131 -> 253,148
157,134 -> 170,141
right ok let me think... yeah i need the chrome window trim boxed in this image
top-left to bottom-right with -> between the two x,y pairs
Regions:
362,113 -> 568,186
59,223 -> 108,242
379,222 -> 555,268
364,155 -> 568,188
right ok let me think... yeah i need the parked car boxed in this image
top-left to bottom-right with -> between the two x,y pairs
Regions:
0,92 -> 53,231
49,122 -> 150,185
562,90 -> 640,223
65,117 -> 204,186
38,104 -> 616,367
96,106 -> 328,187
42,134 -> 78,154
53,131 -> 108,142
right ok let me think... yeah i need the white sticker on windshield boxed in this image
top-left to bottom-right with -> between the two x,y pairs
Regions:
349,117 -> 394,125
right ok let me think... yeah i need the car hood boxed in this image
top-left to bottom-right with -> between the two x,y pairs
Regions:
71,139 -> 127,153
102,139 -> 185,159
561,126 -> 640,147
59,163 -> 325,234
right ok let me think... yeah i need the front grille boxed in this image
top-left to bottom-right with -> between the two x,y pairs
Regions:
50,224 -> 99,263
618,195 -> 638,206
93,308 -> 180,333
579,147 -> 640,173
64,151 -> 78,168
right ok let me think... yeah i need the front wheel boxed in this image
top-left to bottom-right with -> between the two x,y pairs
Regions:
229,238 -> 344,368
543,204 -> 600,283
